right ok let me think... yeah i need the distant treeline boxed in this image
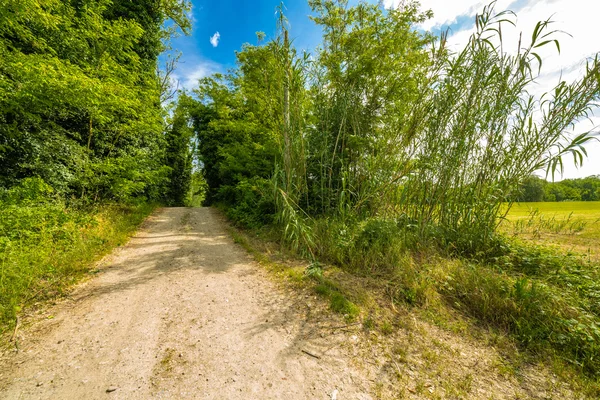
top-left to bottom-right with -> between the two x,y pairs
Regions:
516,175 -> 600,202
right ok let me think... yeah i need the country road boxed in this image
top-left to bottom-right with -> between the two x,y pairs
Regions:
0,208 -> 372,399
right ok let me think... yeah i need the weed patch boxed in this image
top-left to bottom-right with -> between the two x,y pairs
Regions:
223,210 -> 600,397
0,190 -> 155,334
312,277 -> 359,320
304,214 -> 600,380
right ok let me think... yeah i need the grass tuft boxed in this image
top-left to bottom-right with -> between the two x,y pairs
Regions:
0,200 -> 155,335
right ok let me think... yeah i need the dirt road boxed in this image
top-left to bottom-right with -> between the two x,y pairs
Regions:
0,208 -> 372,399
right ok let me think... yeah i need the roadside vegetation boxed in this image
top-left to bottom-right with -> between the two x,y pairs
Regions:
2,0 -> 600,396
0,0 -> 198,335
228,216 -> 599,397
178,0 -> 600,392
0,178 -> 155,331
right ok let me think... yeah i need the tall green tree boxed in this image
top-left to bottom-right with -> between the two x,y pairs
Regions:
517,175 -> 546,202
306,0 -> 432,216
164,94 -> 194,206
0,0 -> 191,202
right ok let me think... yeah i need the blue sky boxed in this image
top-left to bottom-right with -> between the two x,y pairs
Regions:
169,0 -> 319,89
169,0 -> 600,179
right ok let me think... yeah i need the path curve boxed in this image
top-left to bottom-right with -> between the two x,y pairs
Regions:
0,208 -> 372,399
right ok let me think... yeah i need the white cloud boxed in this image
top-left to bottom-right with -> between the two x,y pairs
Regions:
210,32 -> 221,48
384,0 -> 514,30
170,59 -> 222,92
432,0 -> 600,90
384,0 -> 599,76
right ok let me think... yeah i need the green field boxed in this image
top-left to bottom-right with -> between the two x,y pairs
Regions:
504,201 -> 600,261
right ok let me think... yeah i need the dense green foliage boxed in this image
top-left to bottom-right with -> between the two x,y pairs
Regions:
0,178 -> 155,329
517,175 -> 600,202
0,0 -> 195,332
164,94 -> 195,206
190,0 -> 600,377
0,0 -> 191,203
190,47 -> 283,224
193,0 -> 600,249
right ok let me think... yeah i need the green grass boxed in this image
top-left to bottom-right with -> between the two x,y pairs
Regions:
506,201 -> 600,230
224,209 -> 600,396
509,201 -> 600,216
504,201 -> 600,262
314,280 -> 360,319
0,201 -> 155,335
301,213 -> 600,384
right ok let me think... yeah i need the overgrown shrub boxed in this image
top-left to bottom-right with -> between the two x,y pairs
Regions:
0,178 -> 154,332
224,178 -> 276,229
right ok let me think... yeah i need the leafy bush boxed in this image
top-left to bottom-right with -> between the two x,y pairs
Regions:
0,179 -> 154,332
224,178 -> 276,229
0,177 -> 54,204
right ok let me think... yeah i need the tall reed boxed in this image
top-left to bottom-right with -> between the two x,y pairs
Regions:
302,0 -> 600,254
399,3 -> 600,253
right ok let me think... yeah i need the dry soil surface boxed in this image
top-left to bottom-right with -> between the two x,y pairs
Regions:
0,208 -> 372,399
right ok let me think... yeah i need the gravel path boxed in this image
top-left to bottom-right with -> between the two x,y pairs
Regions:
0,208 -> 371,399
